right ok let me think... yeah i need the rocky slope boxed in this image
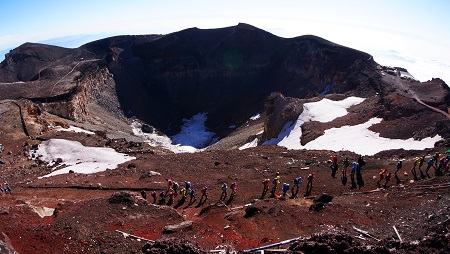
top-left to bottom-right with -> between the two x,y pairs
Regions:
0,23 -> 388,139
0,23 -> 449,254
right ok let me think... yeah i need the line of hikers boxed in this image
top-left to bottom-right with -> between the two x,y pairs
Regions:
261,171 -> 315,199
330,155 -> 366,190
0,185 -> 12,195
141,179 -> 238,208
331,152 -> 449,189
140,152 -> 449,208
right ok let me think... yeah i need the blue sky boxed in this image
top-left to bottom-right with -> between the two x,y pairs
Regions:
1,0 -> 449,84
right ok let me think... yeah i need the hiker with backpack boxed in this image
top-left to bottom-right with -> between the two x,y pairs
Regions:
261,178 -> 270,198
433,152 -> 440,168
184,181 -> 192,193
199,186 -> 208,205
305,172 -> 314,196
270,172 -> 281,197
172,181 -> 179,197
418,155 -> 426,179
395,160 -> 402,184
230,182 -> 237,196
220,183 -> 227,201
291,177 -> 302,198
151,190 -> 157,204
377,168 -> 387,188
425,157 -> 435,178
411,157 -> 421,180
342,157 -> 349,186
281,183 -> 290,200
384,172 -> 391,188
159,190 -> 166,205
350,162 -> 358,190
188,188 -> 196,205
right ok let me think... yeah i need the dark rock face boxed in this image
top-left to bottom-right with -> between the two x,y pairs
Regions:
0,23 -> 379,139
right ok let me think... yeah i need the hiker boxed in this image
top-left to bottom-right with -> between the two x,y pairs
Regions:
159,190 -> 166,205
425,158 -> 434,178
4,185 -> 11,194
230,182 -> 237,196
356,169 -> 364,189
270,172 -> 281,197
342,157 -> 350,177
435,157 -> 446,176
395,160 -> 402,184
180,188 -> 187,200
261,178 -> 270,198
332,154 -> 338,166
330,154 -> 338,178
433,152 -> 440,168
305,172 -> 314,196
377,168 -> 387,188
166,179 -> 173,192
281,183 -> 290,200
188,188 -> 196,205
185,181 -> 192,193
167,188 -> 175,205
291,177 -> 302,198
357,155 -> 366,170
418,155 -> 426,179
173,181 -> 179,197
151,191 -> 157,204
350,162 -> 358,190
220,183 -> 227,201
411,157 -> 421,181
384,172 -> 391,188
445,156 -> 450,175
141,190 -> 147,200
199,186 -> 208,205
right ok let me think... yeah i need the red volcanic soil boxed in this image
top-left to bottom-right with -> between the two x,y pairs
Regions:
1,130 -> 449,253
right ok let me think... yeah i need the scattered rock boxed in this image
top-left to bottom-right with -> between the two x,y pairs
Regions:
139,171 -> 161,180
163,221 -> 193,234
141,124 -> 154,133
94,130 -> 107,139
314,193 -> 333,203
127,163 -> 136,169
244,205 -> 263,218
142,238 -> 206,254
108,191 -> 139,205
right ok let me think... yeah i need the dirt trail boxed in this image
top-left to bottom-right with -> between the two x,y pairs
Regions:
413,93 -> 450,119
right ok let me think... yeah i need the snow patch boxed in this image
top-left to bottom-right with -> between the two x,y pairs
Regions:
301,97 -> 365,123
171,112 -> 217,148
51,125 -> 95,135
30,205 -> 55,218
250,113 -> 261,120
35,139 -> 135,177
132,112 -> 217,153
264,97 -> 442,155
239,138 -> 259,150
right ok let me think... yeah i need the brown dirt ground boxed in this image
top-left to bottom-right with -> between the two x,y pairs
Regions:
1,128 -> 449,253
